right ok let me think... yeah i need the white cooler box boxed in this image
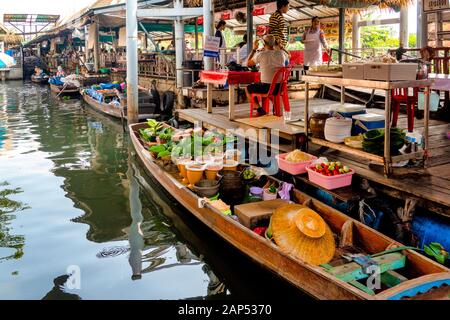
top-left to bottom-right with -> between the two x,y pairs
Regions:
364,63 -> 418,81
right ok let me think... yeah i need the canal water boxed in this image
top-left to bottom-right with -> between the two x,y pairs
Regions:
0,81 -> 308,300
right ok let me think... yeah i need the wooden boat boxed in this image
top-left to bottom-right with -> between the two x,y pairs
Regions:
82,90 -> 159,121
129,121 -> 450,300
31,75 -> 49,84
49,83 -> 80,94
81,90 -> 124,119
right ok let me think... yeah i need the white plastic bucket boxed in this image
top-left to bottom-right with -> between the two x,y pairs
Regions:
418,91 -> 440,112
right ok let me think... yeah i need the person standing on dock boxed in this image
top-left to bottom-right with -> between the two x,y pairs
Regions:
268,0 -> 290,49
301,16 -> 330,70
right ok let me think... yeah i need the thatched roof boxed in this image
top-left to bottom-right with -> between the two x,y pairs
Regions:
313,0 -> 411,9
212,0 -> 411,12
0,24 -> 23,45
2,33 -> 23,45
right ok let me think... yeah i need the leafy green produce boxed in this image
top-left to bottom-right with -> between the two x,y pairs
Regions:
362,128 -> 406,155
149,145 -> 166,153
424,242 -> 449,264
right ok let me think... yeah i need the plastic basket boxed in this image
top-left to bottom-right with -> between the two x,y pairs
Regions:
306,166 -> 354,190
276,153 -> 317,175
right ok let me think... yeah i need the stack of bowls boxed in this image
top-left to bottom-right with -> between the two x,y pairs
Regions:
324,117 -> 352,143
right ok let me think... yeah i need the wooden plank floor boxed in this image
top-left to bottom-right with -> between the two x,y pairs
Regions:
176,99 -> 450,216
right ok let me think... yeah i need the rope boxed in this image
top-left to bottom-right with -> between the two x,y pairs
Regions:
370,246 -> 422,258
358,199 -> 377,226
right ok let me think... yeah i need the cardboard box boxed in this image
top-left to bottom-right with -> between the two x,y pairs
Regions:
364,63 -> 418,81
342,63 -> 365,80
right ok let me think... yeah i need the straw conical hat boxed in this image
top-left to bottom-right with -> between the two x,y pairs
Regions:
272,204 -> 335,265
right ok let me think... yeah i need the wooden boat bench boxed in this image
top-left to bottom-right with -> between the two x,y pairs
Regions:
321,252 -> 407,296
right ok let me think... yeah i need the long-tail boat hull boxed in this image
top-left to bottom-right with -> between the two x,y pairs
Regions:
129,122 -> 450,300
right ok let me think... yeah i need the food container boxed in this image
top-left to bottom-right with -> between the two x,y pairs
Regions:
306,166 -> 354,190
324,117 -> 352,143
276,152 -> 317,175
342,63 -> 365,80
364,63 -> 418,81
219,170 -> 244,205
185,163 -> 205,188
222,160 -> 239,171
249,186 -> 263,198
205,163 -> 223,180
193,179 -> 220,198
309,113 -> 330,138
352,113 -> 385,135
330,104 -> 366,118
263,188 -> 278,201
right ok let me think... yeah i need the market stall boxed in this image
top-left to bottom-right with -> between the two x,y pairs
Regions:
200,70 -> 261,120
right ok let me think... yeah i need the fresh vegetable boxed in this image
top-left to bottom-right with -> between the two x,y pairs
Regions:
362,128 -> 406,155
252,226 -> 267,237
268,185 -> 277,194
242,168 -> 256,180
311,161 -> 350,176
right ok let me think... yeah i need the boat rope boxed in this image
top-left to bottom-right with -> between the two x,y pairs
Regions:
370,246 -> 422,258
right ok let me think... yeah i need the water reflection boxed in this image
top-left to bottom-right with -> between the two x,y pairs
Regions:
0,181 -> 28,262
0,81 -> 309,300
41,275 -> 82,300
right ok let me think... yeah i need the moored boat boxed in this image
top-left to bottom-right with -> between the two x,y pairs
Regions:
82,90 -> 124,119
31,75 -> 49,84
49,83 -> 80,94
82,88 -> 160,121
129,121 -> 450,300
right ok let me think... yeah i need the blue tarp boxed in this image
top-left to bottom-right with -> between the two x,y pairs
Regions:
99,83 -> 120,90
49,76 -> 64,85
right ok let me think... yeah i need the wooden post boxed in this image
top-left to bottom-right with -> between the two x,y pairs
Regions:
174,0 -> 185,108
203,0 -> 214,113
93,19 -> 100,73
351,13 -> 360,55
304,82 -> 310,151
229,85 -> 236,120
384,89 -> 391,176
399,6 -> 408,47
338,8 -> 345,64
246,0 -> 254,53
126,0 -> 139,124
423,86 -> 430,167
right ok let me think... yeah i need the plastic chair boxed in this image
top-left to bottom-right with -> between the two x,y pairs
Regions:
391,87 -> 419,132
250,66 -> 292,117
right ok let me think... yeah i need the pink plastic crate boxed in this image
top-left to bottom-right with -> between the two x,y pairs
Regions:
306,166 -> 354,190
276,153 -> 317,175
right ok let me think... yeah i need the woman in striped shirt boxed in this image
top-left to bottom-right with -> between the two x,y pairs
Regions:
268,0 -> 289,48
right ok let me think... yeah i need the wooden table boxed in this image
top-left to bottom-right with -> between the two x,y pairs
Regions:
200,70 -> 260,120
301,76 -> 434,176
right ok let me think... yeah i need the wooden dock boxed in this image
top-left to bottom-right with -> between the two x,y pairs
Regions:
176,99 -> 450,218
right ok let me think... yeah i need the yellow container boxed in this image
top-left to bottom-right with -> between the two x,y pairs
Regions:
186,163 -> 205,189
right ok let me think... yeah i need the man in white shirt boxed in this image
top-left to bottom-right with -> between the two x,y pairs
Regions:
245,34 -> 288,116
